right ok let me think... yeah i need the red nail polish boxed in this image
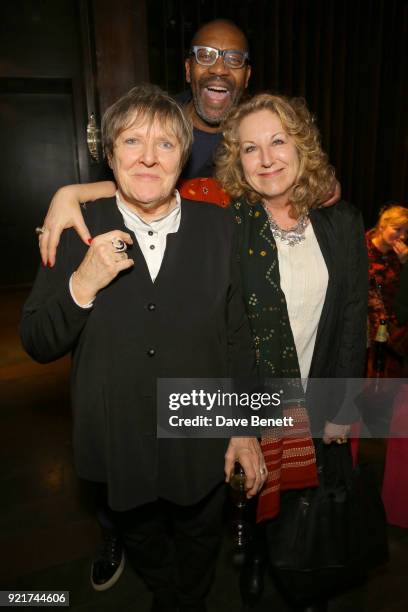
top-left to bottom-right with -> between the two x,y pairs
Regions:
48,261 -> 53,268
42,262 -> 46,267
87,238 -> 93,245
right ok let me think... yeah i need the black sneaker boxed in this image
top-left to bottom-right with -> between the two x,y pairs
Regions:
90,531 -> 125,591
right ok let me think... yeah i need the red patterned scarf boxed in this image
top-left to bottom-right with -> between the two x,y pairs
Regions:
257,405 -> 318,522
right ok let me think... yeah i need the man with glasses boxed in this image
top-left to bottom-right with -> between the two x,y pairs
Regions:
178,19 -> 251,179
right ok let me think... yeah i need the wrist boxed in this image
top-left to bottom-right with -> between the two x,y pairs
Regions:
71,270 -> 97,305
85,181 -> 116,202
57,183 -> 82,202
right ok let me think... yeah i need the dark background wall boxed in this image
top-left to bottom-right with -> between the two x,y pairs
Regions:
0,0 -> 406,287
148,0 -> 407,227
0,1 -> 88,286
0,0 -> 148,286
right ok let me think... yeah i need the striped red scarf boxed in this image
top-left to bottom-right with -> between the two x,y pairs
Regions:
257,405 -> 318,522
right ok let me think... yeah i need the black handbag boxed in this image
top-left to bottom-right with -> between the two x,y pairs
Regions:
265,443 -> 388,603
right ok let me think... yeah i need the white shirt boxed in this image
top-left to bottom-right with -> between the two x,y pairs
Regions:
70,190 -> 181,307
276,222 -> 328,380
116,190 -> 181,282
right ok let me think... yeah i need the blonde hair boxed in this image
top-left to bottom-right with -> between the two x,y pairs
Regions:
102,83 -> 193,170
215,93 -> 335,217
376,204 -> 408,230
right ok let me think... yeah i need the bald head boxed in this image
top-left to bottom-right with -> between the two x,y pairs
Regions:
185,19 -> 251,131
191,19 -> 249,53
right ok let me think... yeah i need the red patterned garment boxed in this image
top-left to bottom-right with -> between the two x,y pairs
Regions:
366,228 -> 402,344
366,231 -> 408,527
256,405 -> 318,522
178,177 -> 231,207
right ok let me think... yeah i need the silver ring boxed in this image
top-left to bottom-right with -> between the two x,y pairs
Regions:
112,238 -> 127,253
260,467 -> 267,476
35,226 -> 46,235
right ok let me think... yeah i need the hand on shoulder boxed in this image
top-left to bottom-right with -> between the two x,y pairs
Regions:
39,182 -> 116,267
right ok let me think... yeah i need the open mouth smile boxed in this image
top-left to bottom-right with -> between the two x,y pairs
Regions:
203,85 -> 231,103
199,77 -> 233,104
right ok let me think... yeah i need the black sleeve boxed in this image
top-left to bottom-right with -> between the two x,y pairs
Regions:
20,232 -> 91,363
336,208 -> 368,377
332,207 -> 368,424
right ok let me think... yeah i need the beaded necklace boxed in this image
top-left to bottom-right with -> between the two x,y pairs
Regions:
262,203 -> 309,247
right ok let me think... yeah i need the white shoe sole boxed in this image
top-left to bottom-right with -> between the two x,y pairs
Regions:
91,549 -> 125,591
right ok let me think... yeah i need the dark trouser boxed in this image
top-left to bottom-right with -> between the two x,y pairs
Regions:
115,483 -> 226,612
82,480 -> 118,534
96,485 -> 118,532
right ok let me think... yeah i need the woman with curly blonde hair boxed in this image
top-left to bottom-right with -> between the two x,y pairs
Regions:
216,93 -> 334,216
215,93 -> 368,611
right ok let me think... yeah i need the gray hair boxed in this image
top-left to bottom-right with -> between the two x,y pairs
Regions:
102,83 -> 193,170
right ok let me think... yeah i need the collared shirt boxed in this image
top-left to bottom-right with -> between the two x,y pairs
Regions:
70,190 -> 181,307
116,190 -> 181,282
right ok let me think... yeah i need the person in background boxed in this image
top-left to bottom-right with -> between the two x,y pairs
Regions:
366,203 -> 408,375
178,18 -> 251,179
215,92 -> 368,612
365,204 -> 408,530
23,84 -> 265,611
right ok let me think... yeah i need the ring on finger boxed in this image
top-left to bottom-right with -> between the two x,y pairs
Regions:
336,437 -> 347,444
35,226 -> 46,235
112,237 -> 127,253
260,466 -> 267,476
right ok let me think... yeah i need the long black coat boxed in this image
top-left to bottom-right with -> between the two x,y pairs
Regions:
21,198 -> 255,511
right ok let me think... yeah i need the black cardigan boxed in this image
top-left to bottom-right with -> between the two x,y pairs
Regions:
304,202 -> 368,429
235,199 -> 368,431
21,198 -> 255,511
